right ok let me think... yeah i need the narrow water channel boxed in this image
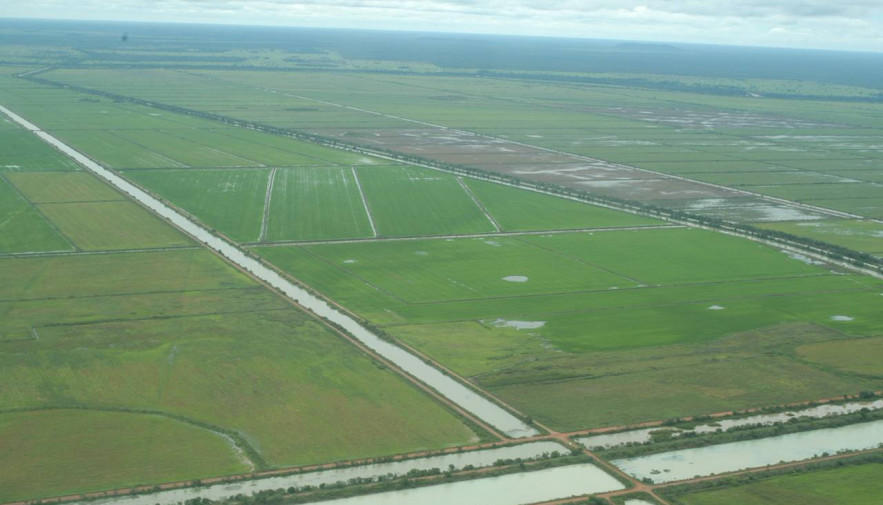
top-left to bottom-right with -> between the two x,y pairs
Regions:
0,104 -> 538,439
612,419 -> 883,483
71,442 -> 573,505
294,463 -> 624,505
579,399 -> 883,449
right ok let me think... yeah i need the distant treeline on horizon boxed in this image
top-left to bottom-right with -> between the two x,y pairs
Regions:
2,17 -> 882,88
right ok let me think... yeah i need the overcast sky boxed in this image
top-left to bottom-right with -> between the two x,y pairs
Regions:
5,0 -> 883,52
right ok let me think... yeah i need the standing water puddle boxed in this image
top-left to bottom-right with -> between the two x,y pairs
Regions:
0,105 -> 537,439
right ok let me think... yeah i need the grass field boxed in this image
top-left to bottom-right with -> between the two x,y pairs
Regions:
266,166 -> 374,241
2,32 -> 883,505
0,129 -> 80,171
796,337 -> 883,377
254,226 -> 883,429
110,129 -> 262,167
0,175 -> 71,253
52,129 -> 189,169
0,409 -> 248,502
43,66 -> 883,242
0,245 -> 481,497
669,462 -> 883,505
357,165 -> 496,237
35,201 -> 193,250
464,178 -> 661,231
5,171 -> 125,203
125,168 -> 269,242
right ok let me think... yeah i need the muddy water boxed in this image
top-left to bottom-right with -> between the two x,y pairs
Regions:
579,400 -> 883,449
302,463 -> 623,505
0,105 -> 537,438
612,419 -> 883,483
71,442 -> 576,505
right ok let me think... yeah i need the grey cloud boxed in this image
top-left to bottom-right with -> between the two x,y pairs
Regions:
4,0 -> 882,51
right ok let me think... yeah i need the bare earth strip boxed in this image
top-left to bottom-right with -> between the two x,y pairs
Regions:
247,224 -> 680,247
258,167 -> 278,242
351,165 -> 378,237
457,176 -> 501,232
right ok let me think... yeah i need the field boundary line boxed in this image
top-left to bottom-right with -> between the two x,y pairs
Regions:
0,172 -> 79,253
513,235 -> 649,286
28,72 -> 878,276
101,129 -> 191,168
0,285 -> 271,305
247,224 -> 680,247
295,244 -> 408,304
0,406 -> 260,475
351,165 -> 378,237
259,167 -> 278,242
0,245 -> 201,260
157,128 -> 267,168
245,81 -> 862,222
0,101 -> 539,440
457,176 -> 501,232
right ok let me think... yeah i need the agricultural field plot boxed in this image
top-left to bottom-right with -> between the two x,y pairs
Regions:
125,168 -> 270,242
110,129 -> 263,168
518,228 -> 819,285
36,201 -> 193,251
255,226 -> 883,430
758,219 -> 883,257
0,175 -> 71,253
462,178 -> 661,231
0,246 -> 480,501
685,170 -> 853,187
51,129 -> 189,169
265,166 -> 374,241
356,165 -> 497,236
805,198 -> 883,219
58,67 -> 877,229
36,67 -> 883,239
0,409 -> 248,503
215,127 -> 388,166
667,462 -> 883,505
5,171 -> 125,203
0,129 -> 80,171
796,337 -> 883,376
164,128 -> 337,167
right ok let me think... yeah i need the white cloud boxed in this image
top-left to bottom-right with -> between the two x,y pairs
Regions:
3,0 -> 882,51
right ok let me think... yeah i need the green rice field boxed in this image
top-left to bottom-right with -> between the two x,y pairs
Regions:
2,29 -> 882,504
0,175 -> 71,253
669,463 -> 883,505
266,166 -> 374,241
0,409 -> 248,502
125,168 -> 270,242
